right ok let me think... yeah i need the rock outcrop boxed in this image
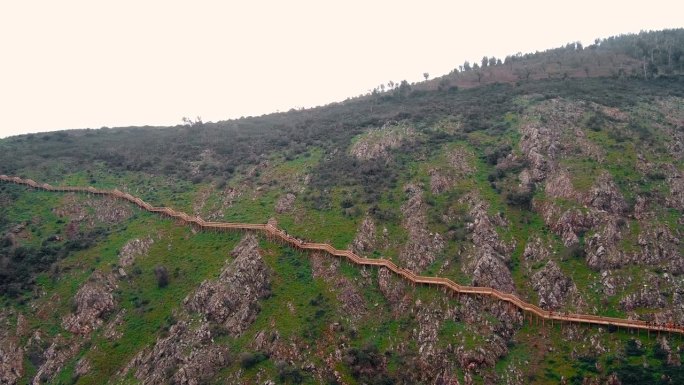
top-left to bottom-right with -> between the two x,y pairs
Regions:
585,172 -> 627,214
429,169 -> 454,195
31,336 -> 81,385
275,193 -> 296,214
456,338 -> 509,372
428,147 -> 475,195
519,99 -> 586,181
619,276 -> 667,311
666,167 -> 684,210
90,197 -> 133,224
103,309 -> 126,341
349,121 -> 415,161
0,312 -> 23,385
118,237 -> 154,267
460,194 -> 515,293
472,254 -> 515,294
532,261 -> 581,310
523,236 -> 551,263
310,253 -> 367,320
53,194 -> 132,232
62,270 -> 117,335
74,358 -> 91,377
447,146 -> 476,175
377,267 -> 409,313
544,169 -> 578,201
415,306 -> 442,359
535,202 -> 596,247
127,234 -> 268,384
519,122 -> 560,183
349,216 -> 376,256
128,321 -> 230,385
584,218 -> 624,269
0,341 -> 22,385
399,184 -> 445,272
635,224 -> 682,273
184,234 -> 270,336
658,337 -> 681,366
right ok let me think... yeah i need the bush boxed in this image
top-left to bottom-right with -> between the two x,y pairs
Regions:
483,144 -> 512,165
586,113 -> 605,131
276,360 -> 304,383
653,342 -> 668,360
154,265 -> 169,288
343,343 -> 395,384
505,188 -> 535,208
625,339 -> 643,356
0,228 -> 106,297
239,351 -> 268,369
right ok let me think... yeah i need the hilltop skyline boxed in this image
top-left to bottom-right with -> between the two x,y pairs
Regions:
0,0 -> 682,138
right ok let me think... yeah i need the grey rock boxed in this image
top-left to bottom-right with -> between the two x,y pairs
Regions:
275,193 -> 296,214
532,261 -> 580,310
349,121 -> 415,161
184,234 -> 270,336
585,172 -> 627,214
62,270 -> 117,335
377,267 -> 409,313
399,184 -> 445,272
118,237 -> 154,267
31,336 -> 80,385
349,216 -> 376,255
128,321 -> 229,385
310,253 -> 367,320
0,340 -> 23,385
472,251 -> 515,294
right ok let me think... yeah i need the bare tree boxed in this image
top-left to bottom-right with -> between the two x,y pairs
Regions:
423,72 -> 429,80
182,116 -> 203,127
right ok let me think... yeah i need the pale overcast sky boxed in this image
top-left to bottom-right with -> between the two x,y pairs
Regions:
0,0 -> 681,138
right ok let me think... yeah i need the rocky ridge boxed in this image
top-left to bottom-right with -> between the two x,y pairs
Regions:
399,184 -> 445,272
349,216 -> 376,256
184,233 -> 270,336
310,252 -> 367,321
275,193 -> 296,214
0,311 -> 23,385
460,193 -> 516,293
349,121 -> 415,161
125,233 -> 270,384
62,270 -> 117,335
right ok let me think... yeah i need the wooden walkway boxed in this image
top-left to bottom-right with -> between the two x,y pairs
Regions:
2,174 -> 682,335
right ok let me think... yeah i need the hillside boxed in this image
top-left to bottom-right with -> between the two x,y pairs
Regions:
1,29 -> 684,385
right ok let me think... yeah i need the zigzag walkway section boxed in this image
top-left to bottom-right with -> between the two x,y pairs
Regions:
2,174 -> 682,335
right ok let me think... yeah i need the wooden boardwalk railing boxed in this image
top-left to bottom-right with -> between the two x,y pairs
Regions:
2,174 -> 682,335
